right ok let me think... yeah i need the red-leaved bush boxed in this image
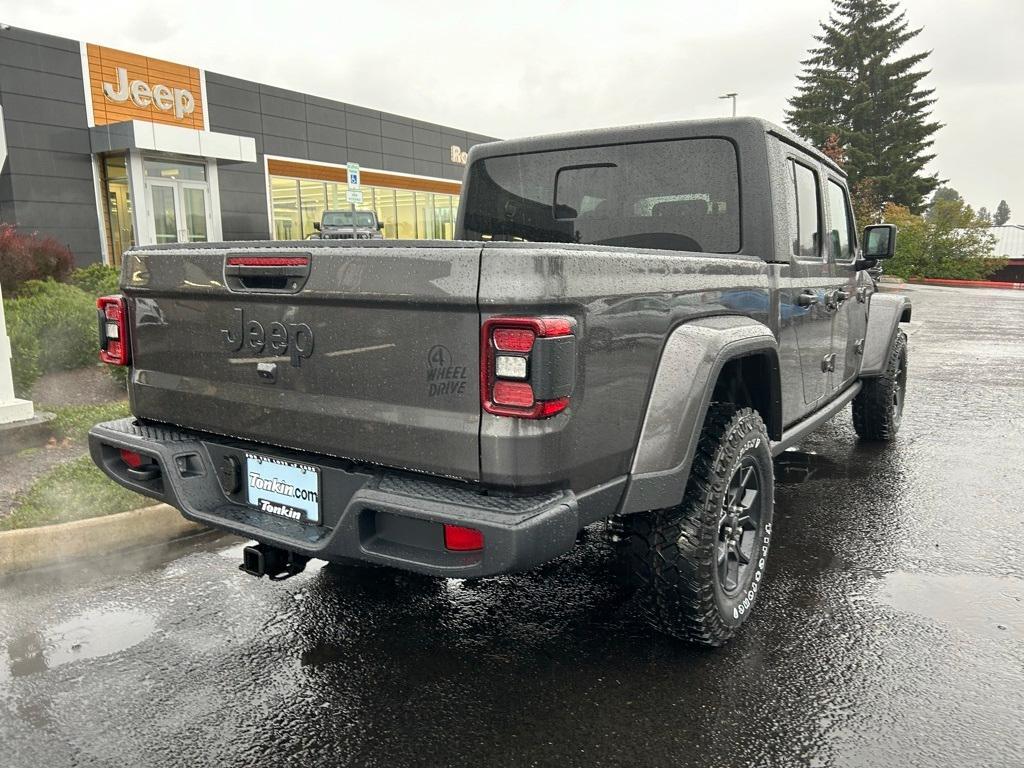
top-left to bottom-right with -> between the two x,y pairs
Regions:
0,224 -> 74,296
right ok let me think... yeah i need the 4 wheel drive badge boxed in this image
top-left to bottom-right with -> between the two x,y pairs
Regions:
222,307 -> 314,367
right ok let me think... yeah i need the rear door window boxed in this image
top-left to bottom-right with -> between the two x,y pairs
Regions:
462,138 -> 741,253
786,159 -> 822,260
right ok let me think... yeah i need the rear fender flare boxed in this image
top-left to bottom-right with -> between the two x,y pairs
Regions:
861,293 -> 911,377
619,315 -> 779,515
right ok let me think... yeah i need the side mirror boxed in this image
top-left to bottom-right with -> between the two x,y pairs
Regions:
313,221 -> 321,231
377,220 -> 384,230
863,224 -> 896,259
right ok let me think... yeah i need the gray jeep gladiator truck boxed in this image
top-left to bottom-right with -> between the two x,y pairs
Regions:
90,117 -> 910,645
312,209 -> 384,240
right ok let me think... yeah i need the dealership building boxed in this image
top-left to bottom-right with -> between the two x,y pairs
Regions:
0,25 -> 496,265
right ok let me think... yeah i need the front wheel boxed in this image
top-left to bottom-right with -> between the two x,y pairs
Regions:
853,330 -> 908,441
624,405 -> 775,646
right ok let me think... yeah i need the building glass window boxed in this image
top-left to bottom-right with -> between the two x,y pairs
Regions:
271,177 -> 300,240
299,179 -> 327,238
416,191 -> 436,240
395,189 -> 417,239
103,154 -> 135,265
374,187 -> 398,239
433,194 -> 454,239
269,172 -> 461,241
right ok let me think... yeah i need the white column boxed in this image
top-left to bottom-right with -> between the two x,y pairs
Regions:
0,280 -> 35,424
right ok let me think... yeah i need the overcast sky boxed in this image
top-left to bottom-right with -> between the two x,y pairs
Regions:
1,0 -> 1019,217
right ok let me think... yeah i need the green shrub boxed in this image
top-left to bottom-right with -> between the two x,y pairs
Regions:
70,264 -> 120,297
0,224 -> 74,296
3,280 -> 98,396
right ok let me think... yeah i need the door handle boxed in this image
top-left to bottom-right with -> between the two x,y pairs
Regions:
797,291 -> 819,307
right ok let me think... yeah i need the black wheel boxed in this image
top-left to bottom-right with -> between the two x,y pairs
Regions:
624,405 -> 775,646
853,330 -> 908,441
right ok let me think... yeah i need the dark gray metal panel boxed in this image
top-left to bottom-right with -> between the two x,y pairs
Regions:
7,148 -> 93,179
259,92 -> 305,120
308,142 -> 347,165
304,104 -> 346,130
205,71 -> 259,92
0,36 -> 81,76
206,103 -> 263,134
346,130 -> 382,153
205,81 -> 262,113
258,83 -> 306,105
382,137 -> 415,159
220,210 -> 270,241
346,148 -> 383,168
345,111 -> 380,136
412,124 -> 441,147
7,174 -> 95,204
345,104 -> 380,118
413,142 -> 442,162
439,164 -> 463,181
260,114 -> 307,141
0,92 -> 86,128
262,135 -> 308,158
3,121 -> 91,153
381,120 -> 414,141
0,27 -> 102,264
414,160 -> 443,178
0,66 -> 85,103
303,123 -> 348,147
381,154 -> 415,175
219,190 -> 267,215
13,200 -> 99,227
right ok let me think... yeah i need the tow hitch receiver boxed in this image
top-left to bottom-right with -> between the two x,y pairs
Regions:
240,543 -> 309,580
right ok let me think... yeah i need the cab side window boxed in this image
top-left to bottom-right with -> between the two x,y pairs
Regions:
826,179 -> 855,262
786,159 -> 821,260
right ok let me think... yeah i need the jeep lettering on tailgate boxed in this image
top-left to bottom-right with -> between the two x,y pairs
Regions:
222,307 -> 314,367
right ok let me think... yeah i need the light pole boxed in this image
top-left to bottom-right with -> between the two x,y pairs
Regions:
719,92 -> 738,117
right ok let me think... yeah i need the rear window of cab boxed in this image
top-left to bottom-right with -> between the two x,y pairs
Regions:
462,138 -> 740,253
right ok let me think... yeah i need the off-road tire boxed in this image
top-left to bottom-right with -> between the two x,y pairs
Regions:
624,405 -> 775,646
852,330 -> 907,441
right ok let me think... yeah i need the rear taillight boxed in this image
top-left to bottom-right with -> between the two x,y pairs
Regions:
97,295 -> 129,366
481,316 -> 576,419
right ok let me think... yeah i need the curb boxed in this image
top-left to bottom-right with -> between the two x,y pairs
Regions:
908,277 -> 1024,290
0,503 -> 206,575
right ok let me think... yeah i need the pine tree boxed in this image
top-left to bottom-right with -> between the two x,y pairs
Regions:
994,200 -> 1011,226
785,0 -> 942,213
977,207 -> 992,225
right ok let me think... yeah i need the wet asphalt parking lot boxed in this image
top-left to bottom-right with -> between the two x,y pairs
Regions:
1,283 -> 1023,768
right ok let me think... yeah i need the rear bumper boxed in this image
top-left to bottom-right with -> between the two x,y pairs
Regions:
88,418 -> 579,577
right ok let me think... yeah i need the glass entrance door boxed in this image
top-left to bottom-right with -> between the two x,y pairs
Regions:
180,183 -> 210,242
143,159 -> 212,244
148,180 -> 181,244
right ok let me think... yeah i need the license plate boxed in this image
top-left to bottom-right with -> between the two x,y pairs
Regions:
244,452 -> 321,524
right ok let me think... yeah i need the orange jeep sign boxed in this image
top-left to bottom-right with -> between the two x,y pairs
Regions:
86,44 -> 204,129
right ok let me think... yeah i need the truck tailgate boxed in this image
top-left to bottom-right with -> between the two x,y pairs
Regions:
122,241 -> 482,481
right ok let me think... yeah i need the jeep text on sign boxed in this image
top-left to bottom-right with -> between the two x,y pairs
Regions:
86,44 -> 205,129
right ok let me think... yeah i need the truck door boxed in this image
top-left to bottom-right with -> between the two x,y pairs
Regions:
779,157 -> 833,419
824,177 -> 868,390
